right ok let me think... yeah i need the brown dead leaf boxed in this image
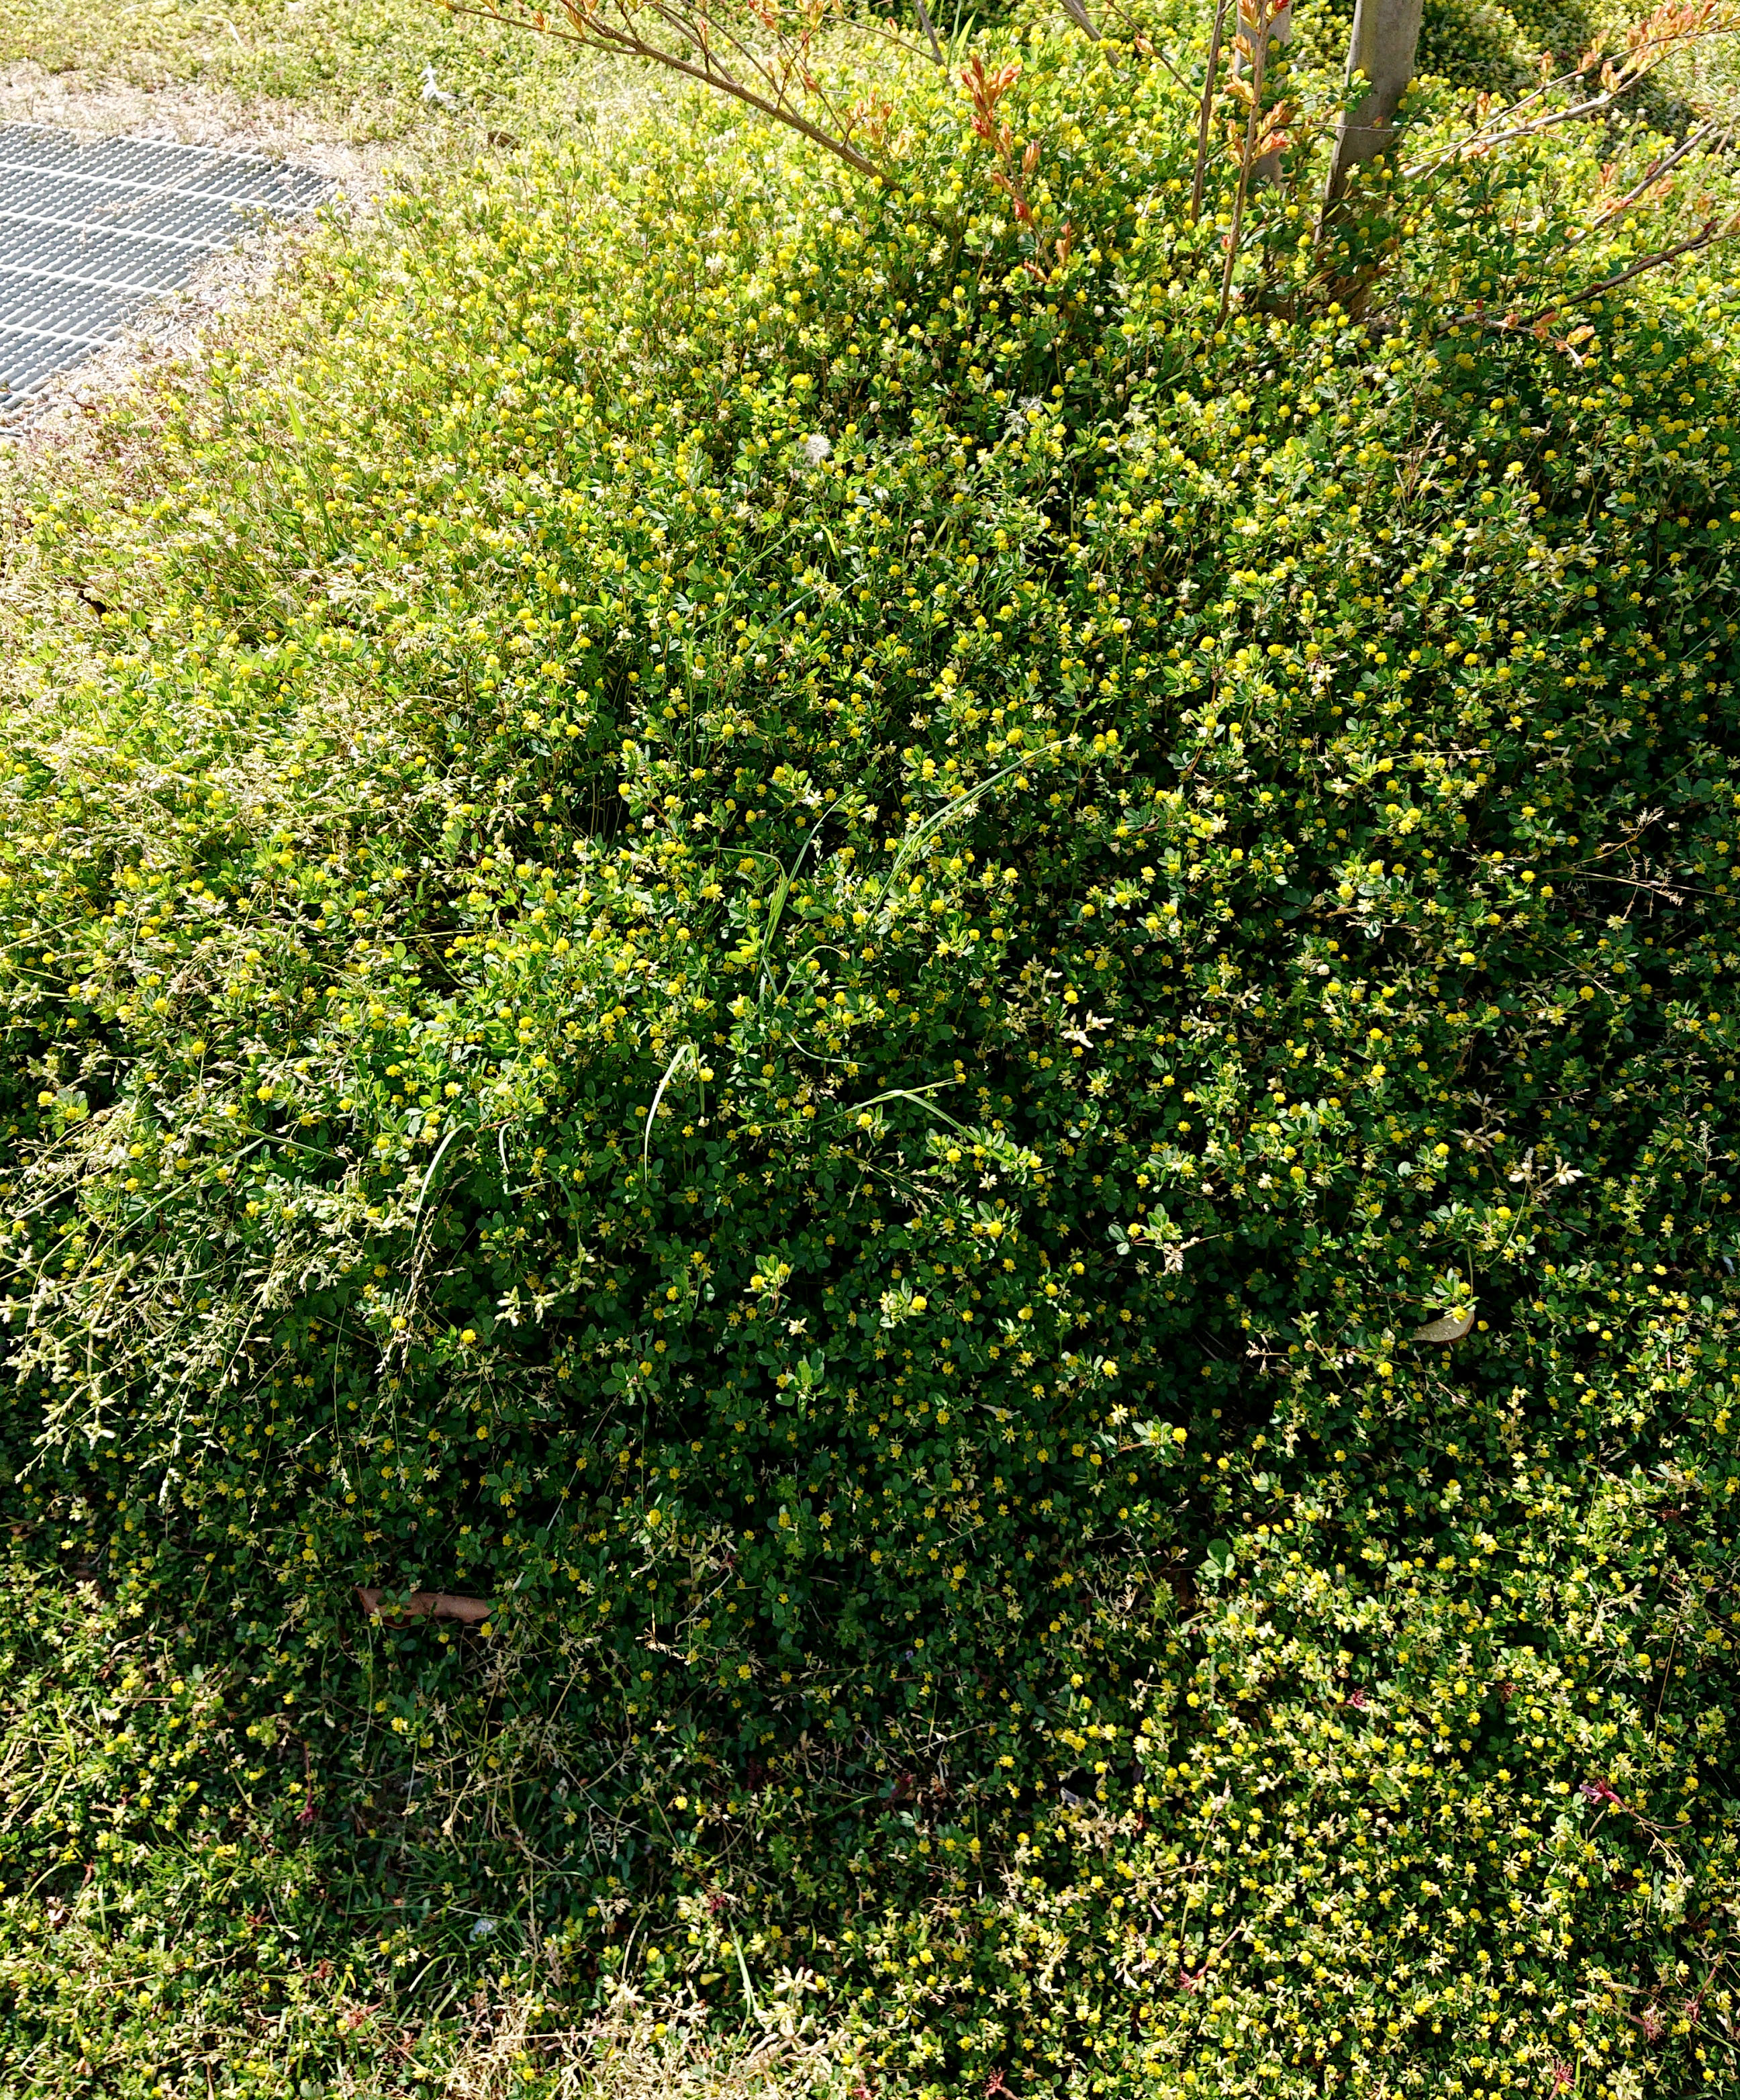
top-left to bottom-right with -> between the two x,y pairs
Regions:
355,1586 -> 492,1626
1413,1310 -> 1477,1343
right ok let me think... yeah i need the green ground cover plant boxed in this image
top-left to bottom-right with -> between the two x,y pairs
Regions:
0,0 -> 591,146
5,7 -> 1740,2095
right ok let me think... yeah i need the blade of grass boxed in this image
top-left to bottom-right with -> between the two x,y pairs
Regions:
642,1043 -> 697,1178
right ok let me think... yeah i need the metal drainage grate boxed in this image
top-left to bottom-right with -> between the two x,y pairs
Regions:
0,125 -> 332,415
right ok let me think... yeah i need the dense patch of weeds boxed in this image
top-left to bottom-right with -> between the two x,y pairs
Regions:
3,25 -> 1740,2099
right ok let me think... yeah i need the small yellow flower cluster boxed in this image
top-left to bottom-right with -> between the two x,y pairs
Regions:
3,20 -> 1740,2099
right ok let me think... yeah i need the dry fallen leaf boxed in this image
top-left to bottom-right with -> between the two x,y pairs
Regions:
1414,1310 -> 1477,1343
355,1586 -> 492,1626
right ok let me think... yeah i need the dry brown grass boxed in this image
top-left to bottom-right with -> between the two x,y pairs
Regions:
0,15 -> 667,437
0,209 -> 325,438
438,1989 -> 859,2100
0,62 -> 392,171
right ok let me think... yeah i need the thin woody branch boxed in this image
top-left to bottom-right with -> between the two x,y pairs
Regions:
443,0 -> 902,179
1217,0 -> 1279,324
1405,5 -> 1739,180
1444,216 -> 1737,335
1592,119 -> 1725,224
1190,0 -> 1233,226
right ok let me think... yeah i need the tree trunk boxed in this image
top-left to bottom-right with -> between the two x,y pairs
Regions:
1324,0 -> 1424,204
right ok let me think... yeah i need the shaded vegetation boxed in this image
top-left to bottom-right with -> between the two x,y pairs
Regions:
3,13 -> 1740,2099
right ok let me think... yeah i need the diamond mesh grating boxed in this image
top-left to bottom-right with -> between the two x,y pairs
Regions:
0,126 -> 331,414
